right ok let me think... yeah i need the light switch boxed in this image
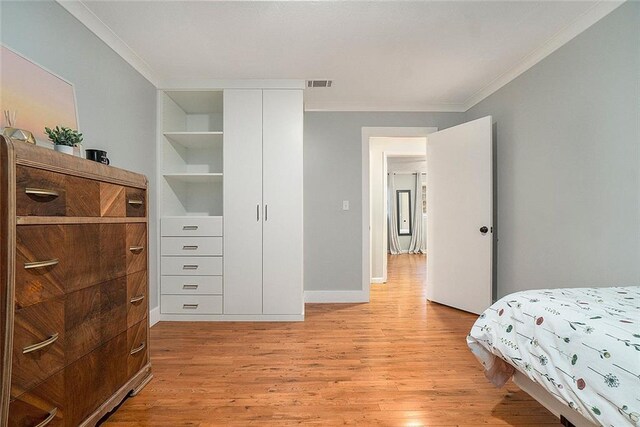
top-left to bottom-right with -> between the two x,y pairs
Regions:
343,200 -> 350,210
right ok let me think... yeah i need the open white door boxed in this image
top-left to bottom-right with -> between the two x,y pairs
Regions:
426,116 -> 493,315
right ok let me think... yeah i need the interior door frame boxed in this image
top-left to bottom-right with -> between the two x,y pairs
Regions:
361,127 -> 437,300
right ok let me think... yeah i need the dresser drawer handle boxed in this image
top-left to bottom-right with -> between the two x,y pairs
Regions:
24,259 -> 59,270
128,199 -> 144,206
183,304 -> 199,309
23,333 -> 59,354
182,225 -> 198,230
182,245 -> 198,250
182,264 -> 198,270
183,284 -> 199,290
130,342 -> 145,355
130,295 -> 145,303
25,188 -> 60,198
129,246 -> 144,253
35,407 -> 58,427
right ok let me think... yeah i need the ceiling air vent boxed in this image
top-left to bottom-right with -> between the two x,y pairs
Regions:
307,80 -> 333,88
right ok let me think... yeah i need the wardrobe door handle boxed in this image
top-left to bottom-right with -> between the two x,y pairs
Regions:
183,264 -> 198,270
182,225 -> 198,231
34,407 -> 58,427
183,304 -> 199,309
183,284 -> 199,290
23,333 -> 59,354
182,245 -> 198,250
130,342 -> 145,355
25,188 -> 60,198
130,295 -> 145,303
265,204 -> 268,221
24,259 -> 59,269
257,204 -> 260,221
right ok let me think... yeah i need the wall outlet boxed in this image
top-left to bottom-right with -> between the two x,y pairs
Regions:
342,200 -> 350,211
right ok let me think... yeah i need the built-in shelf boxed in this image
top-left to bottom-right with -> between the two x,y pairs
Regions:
163,173 -> 223,183
163,132 -> 223,149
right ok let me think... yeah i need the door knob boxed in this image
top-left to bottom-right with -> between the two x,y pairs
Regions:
479,226 -> 489,234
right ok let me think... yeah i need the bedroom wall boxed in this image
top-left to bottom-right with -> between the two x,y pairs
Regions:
466,1 -> 640,297
1,1 -> 159,309
304,112 -> 465,293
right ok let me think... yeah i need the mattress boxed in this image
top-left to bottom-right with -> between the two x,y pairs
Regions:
467,286 -> 640,427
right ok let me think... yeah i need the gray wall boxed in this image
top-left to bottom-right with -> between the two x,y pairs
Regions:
304,112 -> 465,291
467,1 -> 640,297
1,1 -> 159,308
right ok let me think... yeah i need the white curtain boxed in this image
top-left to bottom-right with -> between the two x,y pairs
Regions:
408,172 -> 426,254
387,173 -> 401,255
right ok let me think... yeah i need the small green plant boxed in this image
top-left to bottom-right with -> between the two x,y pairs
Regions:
44,126 -> 83,147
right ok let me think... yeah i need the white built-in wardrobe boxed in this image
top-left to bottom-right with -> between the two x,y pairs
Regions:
158,82 -> 304,321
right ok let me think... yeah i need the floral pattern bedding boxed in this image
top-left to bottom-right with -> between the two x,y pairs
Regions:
467,286 -> 640,427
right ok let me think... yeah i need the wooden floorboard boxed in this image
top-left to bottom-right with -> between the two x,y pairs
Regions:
101,254 -> 559,426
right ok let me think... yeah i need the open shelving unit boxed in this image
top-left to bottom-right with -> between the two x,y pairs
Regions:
161,90 -> 224,216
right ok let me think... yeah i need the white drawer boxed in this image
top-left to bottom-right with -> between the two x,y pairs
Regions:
162,237 -> 223,256
161,256 -> 222,276
162,275 -> 222,295
162,295 -> 222,314
162,217 -> 222,237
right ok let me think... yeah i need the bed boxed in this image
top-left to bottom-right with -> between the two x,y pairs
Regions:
467,286 -> 640,427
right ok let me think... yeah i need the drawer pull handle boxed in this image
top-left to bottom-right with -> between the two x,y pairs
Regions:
25,188 -> 60,198
130,342 -> 145,355
23,333 -> 59,354
182,245 -> 198,250
183,264 -> 198,270
128,199 -> 144,206
130,295 -> 145,303
183,304 -> 199,309
183,284 -> 199,290
129,246 -> 144,253
183,225 -> 198,230
24,259 -> 59,270
35,407 -> 58,427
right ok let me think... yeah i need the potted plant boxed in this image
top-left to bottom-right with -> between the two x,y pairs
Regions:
44,125 -> 83,155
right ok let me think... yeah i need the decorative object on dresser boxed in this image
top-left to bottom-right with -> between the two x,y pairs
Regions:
0,136 -> 152,426
158,84 -> 304,321
1,111 -> 36,145
44,126 -> 83,156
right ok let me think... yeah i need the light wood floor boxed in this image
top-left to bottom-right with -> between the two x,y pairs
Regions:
102,254 -> 558,426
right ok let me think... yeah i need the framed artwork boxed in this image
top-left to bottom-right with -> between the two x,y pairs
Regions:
0,45 -> 79,145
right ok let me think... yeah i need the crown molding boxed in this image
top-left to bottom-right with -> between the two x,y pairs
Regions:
56,0 -> 159,86
304,104 -> 467,113
462,1 -> 625,111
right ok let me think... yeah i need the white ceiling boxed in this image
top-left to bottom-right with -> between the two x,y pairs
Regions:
70,1 -> 617,111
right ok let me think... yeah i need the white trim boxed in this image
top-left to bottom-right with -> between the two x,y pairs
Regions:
304,290 -> 369,303
371,278 -> 385,284
159,79 -> 305,90
159,314 -> 304,322
56,0 -> 159,86
304,104 -> 466,113
149,306 -> 160,327
463,1 -> 625,110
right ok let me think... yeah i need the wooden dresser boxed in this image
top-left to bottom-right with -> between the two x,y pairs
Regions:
0,137 -> 152,427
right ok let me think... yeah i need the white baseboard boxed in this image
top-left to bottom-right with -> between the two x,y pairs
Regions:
304,290 -> 370,303
149,306 -> 160,327
371,277 -> 386,284
159,314 -> 304,322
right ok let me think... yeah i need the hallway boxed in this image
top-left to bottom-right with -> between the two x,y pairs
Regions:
103,254 -> 557,426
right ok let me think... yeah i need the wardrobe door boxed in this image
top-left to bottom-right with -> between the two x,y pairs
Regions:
223,90 -> 264,314
262,90 -> 304,315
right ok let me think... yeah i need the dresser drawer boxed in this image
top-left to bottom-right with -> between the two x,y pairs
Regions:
162,217 -> 222,237
162,275 -> 222,295
15,225 -> 67,309
125,187 -> 146,217
161,256 -> 222,276
161,237 -> 222,256
127,271 -> 148,327
161,295 -> 222,314
126,223 -> 147,274
127,320 -> 148,378
12,298 -> 65,396
8,370 -> 64,427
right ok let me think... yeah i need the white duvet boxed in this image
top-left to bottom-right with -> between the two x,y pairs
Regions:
467,286 -> 640,427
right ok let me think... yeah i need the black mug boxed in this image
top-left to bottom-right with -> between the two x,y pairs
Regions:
86,149 -> 110,165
